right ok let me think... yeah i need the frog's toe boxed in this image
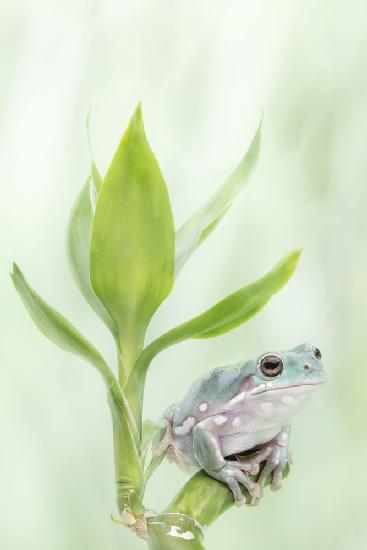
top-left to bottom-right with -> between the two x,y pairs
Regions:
258,447 -> 289,488
270,460 -> 287,490
249,463 -> 260,476
226,459 -> 260,476
249,481 -> 262,504
270,472 -> 282,491
270,481 -> 282,491
232,469 -> 260,503
250,495 -> 261,506
258,456 -> 279,487
227,476 -> 245,505
218,466 -> 261,505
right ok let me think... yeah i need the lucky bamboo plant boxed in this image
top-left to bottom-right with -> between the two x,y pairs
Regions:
11,105 -> 300,549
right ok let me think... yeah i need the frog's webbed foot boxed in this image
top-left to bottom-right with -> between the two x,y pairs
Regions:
230,426 -> 292,505
230,443 -> 275,475
251,426 -> 292,504
226,458 -> 260,476
209,464 -> 261,506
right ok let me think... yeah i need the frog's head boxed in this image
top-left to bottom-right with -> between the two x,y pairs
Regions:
243,343 -> 325,416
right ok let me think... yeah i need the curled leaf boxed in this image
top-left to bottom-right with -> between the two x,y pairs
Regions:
67,178 -> 117,337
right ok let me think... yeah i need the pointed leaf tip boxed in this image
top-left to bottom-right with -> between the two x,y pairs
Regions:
135,101 -> 143,117
90,105 -> 175,369
128,102 -> 144,133
286,249 -> 302,270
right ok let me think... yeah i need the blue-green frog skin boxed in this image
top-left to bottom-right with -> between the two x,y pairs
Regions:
154,343 -> 325,505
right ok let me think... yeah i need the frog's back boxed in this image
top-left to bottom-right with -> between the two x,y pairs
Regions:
173,361 -> 246,428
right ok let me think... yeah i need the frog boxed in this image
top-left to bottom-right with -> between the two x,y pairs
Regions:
153,343 -> 325,505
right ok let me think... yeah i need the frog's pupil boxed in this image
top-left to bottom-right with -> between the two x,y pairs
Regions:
314,347 -> 322,360
260,355 -> 283,377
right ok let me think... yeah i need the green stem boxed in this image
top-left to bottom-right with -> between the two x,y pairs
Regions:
147,512 -> 205,550
112,337 -> 146,516
108,381 -> 144,516
118,332 -> 145,387
163,471 -> 234,527
146,472 -> 233,549
146,467 -> 290,549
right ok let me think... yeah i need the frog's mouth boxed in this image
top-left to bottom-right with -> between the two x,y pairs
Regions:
250,380 -> 325,395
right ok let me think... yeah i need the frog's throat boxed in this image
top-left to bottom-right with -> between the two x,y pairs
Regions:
250,380 -> 324,396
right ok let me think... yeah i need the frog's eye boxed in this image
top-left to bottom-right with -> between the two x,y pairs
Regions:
259,355 -> 283,377
314,347 -> 322,360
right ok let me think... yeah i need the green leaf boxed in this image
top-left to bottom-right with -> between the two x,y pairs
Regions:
143,451 -> 167,494
67,178 -> 118,338
141,419 -> 170,493
11,263 -> 115,386
126,250 -> 301,418
141,419 -> 160,466
11,263 -> 144,515
175,119 -> 262,276
86,111 -> 103,195
90,104 -> 175,378
67,114 -> 116,337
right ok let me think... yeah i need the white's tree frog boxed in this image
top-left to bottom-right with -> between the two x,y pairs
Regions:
153,343 -> 325,505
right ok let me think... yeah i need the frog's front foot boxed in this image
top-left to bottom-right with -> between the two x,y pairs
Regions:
254,426 -> 292,503
233,426 -> 292,504
209,464 -> 261,506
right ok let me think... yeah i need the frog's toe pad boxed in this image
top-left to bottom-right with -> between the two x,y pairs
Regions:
270,480 -> 282,491
247,463 -> 260,476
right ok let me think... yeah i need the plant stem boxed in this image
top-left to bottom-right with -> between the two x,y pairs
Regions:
118,334 -> 145,387
112,338 -> 146,516
146,467 -> 290,549
147,512 -> 205,550
147,472 -> 232,549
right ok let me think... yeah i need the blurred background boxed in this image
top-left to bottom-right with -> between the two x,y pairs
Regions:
1,0 -> 367,548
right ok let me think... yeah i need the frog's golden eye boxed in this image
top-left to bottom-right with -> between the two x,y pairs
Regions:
259,355 -> 283,377
314,347 -> 322,360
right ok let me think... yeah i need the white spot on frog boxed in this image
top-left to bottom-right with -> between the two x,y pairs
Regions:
260,402 -> 274,415
251,383 -> 266,395
214,415 -> 228,426
229,392 -> 245,406
168,524 -> 195,540
174,416 -> 196,435
282,395 -> 295,405
199,402 -> 208,412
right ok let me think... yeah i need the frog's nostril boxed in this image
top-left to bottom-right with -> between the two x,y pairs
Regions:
304,364 -> 310,371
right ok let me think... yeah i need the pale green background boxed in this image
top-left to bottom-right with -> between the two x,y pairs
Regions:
1,1 -> 367,549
